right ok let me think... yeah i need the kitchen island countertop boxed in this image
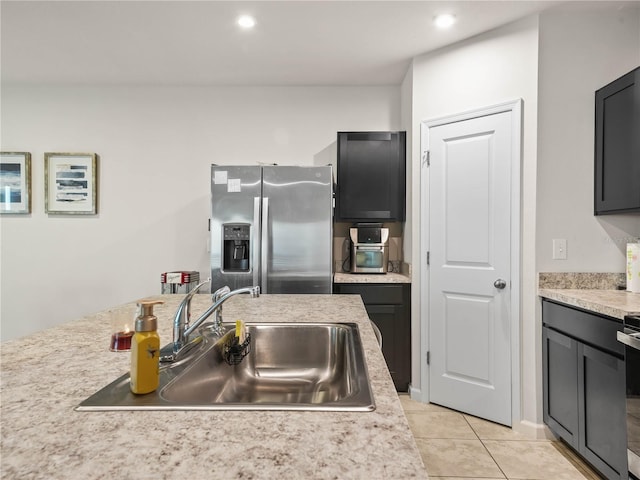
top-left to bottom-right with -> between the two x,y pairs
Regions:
0,294 -> 426,479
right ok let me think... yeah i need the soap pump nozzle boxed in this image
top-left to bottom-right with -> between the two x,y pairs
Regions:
135,300 -> 164,332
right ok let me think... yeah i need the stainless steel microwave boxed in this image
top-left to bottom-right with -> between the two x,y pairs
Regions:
349,226 -> 389,273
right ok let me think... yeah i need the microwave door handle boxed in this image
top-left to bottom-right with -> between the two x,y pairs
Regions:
617,330 -> 640,350
261,197 -> 269,294
253,197 -> 260,288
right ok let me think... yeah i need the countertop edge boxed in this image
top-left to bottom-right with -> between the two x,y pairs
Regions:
539,288 -> 640,320
334,272 -> 411,284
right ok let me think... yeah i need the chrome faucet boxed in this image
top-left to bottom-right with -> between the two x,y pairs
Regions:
172,283 -> 260,357
171,278 -> 211,354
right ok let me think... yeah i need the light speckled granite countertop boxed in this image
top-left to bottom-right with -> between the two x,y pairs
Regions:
539,289 -> 640,320
0,294 -> 426,479
334,273 -> 411,284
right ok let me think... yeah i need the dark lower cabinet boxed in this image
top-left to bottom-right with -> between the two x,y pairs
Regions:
543,326 -> 579,445
333,283 -> 411,391
542,300 -> 627,480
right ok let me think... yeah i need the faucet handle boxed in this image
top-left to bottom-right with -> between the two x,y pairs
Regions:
213,285 -> 231,302
183,278 -> 211,327
192,278 -> 211,296
212,286 -> 231,328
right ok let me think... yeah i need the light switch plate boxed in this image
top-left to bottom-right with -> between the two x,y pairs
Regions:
552,239 -> 567,260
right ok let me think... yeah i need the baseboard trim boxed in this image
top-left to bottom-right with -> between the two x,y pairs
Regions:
513,419 -> 556,440
408,384 -> 423,402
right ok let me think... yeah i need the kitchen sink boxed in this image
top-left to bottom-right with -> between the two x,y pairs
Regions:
76,322 -> 375,412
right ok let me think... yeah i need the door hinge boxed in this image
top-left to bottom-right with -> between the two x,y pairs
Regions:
426,251 -> 430,266
426,351 -> 430,365
422,150 -> 430,167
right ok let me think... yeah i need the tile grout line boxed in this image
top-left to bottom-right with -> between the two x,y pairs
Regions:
401,397 -> 601,480
462,415 -> 509,480
462,419 -> 597,480
402,401 -> 507,478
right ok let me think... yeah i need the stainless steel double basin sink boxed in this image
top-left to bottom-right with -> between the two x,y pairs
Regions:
77,322 -> 375,412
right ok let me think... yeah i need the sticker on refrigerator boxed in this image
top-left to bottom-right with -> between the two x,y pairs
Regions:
214,171 -> 228,185
227,178 -> 241,192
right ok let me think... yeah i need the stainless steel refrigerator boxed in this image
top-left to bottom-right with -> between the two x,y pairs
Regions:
210,165 -> 333,294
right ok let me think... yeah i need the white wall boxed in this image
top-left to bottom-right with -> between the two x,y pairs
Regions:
408,1 -> 640,434
0,85 -> 400,341
408,16 -> 540,431
401,63 -> 414,261
536,3 -> 640,273
400,62 -> 420,391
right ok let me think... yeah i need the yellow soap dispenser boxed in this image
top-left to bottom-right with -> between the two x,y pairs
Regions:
130,300 -> 163,395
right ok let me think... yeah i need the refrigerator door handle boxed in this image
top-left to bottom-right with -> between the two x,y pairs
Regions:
261,197 -> 269,293
253,197 -> 261,288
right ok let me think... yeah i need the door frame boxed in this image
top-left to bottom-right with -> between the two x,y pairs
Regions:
419,99 -> 522,427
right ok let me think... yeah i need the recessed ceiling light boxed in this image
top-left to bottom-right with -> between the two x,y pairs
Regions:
237,15 -> 256,29
434,13 -> 456,29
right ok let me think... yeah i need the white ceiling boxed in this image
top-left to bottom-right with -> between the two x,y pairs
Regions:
1,0 -> 564,86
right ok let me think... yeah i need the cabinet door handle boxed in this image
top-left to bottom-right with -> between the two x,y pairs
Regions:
494,279 -> 507,289
261,197 -> 269,294
253,197 -> 261,288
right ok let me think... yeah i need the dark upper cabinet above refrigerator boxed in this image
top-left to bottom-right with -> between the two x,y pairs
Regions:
335,131 -> 406,222
594,66 -> 640,215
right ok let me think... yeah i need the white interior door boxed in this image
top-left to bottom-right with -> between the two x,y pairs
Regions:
424,107 -> 515,426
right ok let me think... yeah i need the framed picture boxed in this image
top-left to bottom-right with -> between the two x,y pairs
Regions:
0,152 -> 32,214
45,153 -> 98,215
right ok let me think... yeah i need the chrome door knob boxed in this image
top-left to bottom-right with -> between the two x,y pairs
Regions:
494,279 -> 507,289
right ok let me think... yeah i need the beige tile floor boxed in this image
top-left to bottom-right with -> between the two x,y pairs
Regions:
399,394 -> 604,480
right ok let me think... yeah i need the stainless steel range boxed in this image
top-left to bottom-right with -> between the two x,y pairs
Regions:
618,314 -> 640,479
